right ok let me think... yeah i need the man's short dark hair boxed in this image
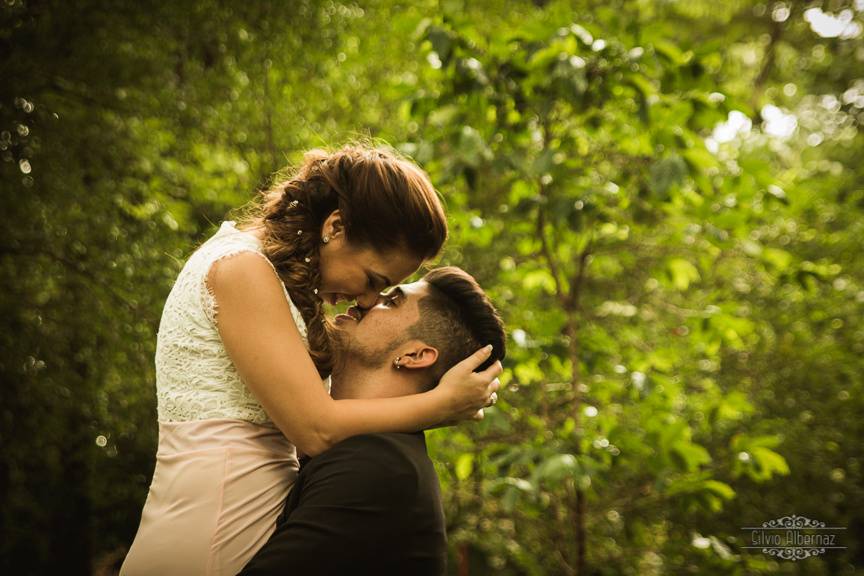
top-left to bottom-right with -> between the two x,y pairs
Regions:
408,266 -> 506,389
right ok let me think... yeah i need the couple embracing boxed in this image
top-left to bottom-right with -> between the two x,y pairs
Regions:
121,144 -> 506,575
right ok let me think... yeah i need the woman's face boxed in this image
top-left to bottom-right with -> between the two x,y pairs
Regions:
317,211 -> 423,309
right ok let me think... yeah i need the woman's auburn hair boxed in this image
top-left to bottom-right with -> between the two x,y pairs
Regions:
242,143 -> 448,377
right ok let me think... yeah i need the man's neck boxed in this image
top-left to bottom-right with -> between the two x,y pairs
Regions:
330,363 -> 421,400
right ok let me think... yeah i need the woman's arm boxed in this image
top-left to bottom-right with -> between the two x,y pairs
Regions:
208,252 -> 500,456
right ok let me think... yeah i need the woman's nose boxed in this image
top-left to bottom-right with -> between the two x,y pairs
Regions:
355,292 -> 379,309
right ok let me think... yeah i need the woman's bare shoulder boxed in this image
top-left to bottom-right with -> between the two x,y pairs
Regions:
206,251 -> 301,327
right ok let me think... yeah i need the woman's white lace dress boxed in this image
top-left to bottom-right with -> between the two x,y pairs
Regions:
121,221 -> 314,575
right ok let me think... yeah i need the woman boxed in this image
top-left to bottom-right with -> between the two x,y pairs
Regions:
120,144 -> 501,575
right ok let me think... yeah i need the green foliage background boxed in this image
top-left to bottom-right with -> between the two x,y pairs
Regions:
1,1 -> 862,574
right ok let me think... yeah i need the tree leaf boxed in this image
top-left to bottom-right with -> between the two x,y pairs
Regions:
667,258 -> 701,291
455,452 -> 475,481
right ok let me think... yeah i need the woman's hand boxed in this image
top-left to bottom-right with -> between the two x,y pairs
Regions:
433,344 -> 503,422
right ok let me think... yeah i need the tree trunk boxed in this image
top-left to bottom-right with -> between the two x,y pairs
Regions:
566,315 -> 586,574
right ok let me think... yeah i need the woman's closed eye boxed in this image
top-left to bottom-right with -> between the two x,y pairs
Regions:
366,270 -> 392,292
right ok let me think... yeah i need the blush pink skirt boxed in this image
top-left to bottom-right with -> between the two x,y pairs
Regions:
120,419 -> 299,576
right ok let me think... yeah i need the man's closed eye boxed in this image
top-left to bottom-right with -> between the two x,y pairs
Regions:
380,287 -> 405,307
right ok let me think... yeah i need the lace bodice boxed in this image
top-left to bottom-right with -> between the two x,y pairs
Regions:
155,221 -> 309,424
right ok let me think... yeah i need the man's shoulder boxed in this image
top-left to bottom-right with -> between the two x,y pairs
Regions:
305,432 -> 434,500
333,431 -> 427,455
314,431 -> 427,461
314,432 -> 429,470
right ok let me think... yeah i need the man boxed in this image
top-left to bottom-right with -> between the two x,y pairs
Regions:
240,266 -> 506,576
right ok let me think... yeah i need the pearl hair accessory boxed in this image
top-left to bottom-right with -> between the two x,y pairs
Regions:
288,200 -> 299,208
304,257 -> 311,263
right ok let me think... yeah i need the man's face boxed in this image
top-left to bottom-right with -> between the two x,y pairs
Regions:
332,280 -> 430,369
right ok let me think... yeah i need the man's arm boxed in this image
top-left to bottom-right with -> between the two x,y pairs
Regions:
239,433 -> 446,576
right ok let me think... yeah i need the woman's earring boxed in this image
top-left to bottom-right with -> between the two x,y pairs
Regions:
322,234 -> 330,244
393,356 -> 402,370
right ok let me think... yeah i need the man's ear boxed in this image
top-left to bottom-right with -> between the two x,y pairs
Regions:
397,343 -> 438,370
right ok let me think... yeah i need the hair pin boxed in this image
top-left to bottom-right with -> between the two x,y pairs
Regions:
288,200 -> 299,208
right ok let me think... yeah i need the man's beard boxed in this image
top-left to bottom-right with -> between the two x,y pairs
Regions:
331,327 -> 404,378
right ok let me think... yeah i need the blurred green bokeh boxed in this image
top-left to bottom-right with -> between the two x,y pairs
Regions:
1,1 -> 862,574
